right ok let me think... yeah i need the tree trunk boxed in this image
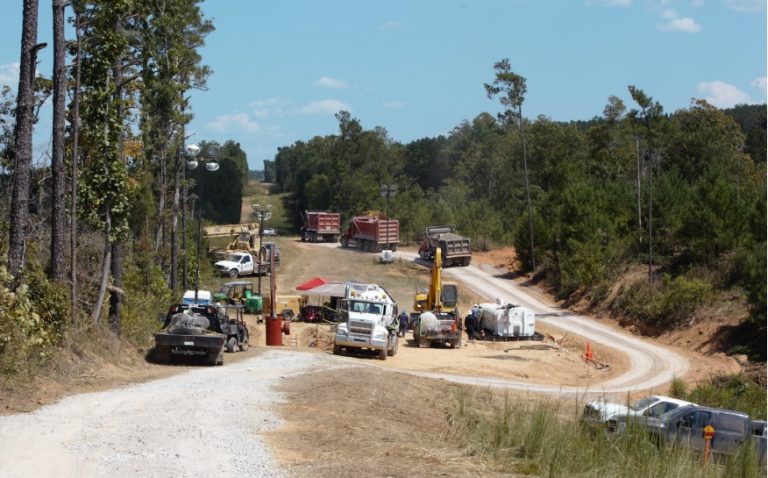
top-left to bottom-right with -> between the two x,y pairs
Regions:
154,150 -> 166,257
70,9 -> 82,326
519,105 -> 535,272
170,142 -> 181,293
50,0 -> 67,282
108,241 -> 122,335
91,212 -> 112,324
8,0 -> 42,281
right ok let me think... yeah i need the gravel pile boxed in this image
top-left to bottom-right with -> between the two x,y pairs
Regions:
0,350 -> 338,477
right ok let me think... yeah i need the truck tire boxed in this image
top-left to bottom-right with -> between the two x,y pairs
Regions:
239,332 -> 249,351
228,269 -> 239,278
391,244 -> 398,252
388,336 -> 398,356
378,348 -> 387,360
226,336 -> 238,353
341,237 -> 348,248
333,344 -> 342,355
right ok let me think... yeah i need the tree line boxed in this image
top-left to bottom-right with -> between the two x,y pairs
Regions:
0,0 -> 247,374
273,66 -> 766,358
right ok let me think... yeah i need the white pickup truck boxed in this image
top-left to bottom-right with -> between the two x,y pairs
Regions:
213,252 -> 269,278
582,395 -> 696,430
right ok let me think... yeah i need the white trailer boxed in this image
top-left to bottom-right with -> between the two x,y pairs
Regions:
476,301 -> 536,339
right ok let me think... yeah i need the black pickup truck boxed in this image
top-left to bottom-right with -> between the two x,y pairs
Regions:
153,304 -> 249,365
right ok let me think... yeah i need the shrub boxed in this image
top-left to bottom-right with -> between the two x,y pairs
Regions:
0,265 -> 57,374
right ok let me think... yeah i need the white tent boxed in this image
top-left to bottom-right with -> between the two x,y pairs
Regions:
301,282 -> 346,298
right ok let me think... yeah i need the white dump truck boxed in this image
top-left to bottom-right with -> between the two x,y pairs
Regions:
475,301 -> 537,339
333,282 -> 399,360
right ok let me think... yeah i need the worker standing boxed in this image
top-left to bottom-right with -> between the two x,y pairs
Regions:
464,311 -> 476,342
398,311 -> 409,337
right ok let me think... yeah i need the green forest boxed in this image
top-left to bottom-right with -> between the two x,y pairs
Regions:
0,0 -> 765,383
272,92 -> 766,358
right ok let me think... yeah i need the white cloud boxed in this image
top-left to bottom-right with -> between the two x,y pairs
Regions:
207,113 -> 261,133
657,9 -> 701,32
298,99 -> 351,115
313,76 -> 350,89
379,21 -> 402,30
0,63 -> 20,88
250,98 -> 289,118
585,0 -> 631,6
751,77 -> 767,90
725,0 -> 765,13
697,81 -> 752,107
383,100 -> 406,109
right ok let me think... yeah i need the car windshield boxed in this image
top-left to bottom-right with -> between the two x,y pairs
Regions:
630,396 -> 659,411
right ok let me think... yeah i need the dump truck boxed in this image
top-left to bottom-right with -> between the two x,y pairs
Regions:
333,282 -> 399,360
419,225 -> 471,267
301,211 -> 341,243
412,248 -> 462,348
340,211 -> 399,252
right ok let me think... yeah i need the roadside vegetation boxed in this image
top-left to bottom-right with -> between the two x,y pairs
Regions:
449,386 -> 764,477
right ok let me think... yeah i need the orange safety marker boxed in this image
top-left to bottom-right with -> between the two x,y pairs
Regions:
585,342 -> 593,359
703,425 -> 715,464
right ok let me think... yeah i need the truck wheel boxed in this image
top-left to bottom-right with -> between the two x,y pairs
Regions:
414,334 -> 420,347
378,348 -> 387,360
226,336 -> 238,353
228,269 -> 239,278
391,244 -> 397,252
388,336 -> 398,356
239,333 -> 249,351
341,237 -> 348,248
333,344 -> 342,355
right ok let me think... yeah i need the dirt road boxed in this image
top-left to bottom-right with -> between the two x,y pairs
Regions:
313,244 -> 690,396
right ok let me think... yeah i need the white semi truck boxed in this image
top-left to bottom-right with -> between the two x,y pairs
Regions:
333,282 -> 399,360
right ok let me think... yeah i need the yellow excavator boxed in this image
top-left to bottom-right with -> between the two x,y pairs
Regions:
411,248 -> 462,348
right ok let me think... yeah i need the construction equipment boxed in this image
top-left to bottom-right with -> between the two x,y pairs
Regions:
419,225 -> 471,267
301,211 -> 341,243
340,211 -> 399,252
333,283 -> 399,360
411,248 -> 462,348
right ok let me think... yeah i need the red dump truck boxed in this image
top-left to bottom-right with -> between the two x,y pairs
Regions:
301,211 -> 341,243
341,212 -> 399,252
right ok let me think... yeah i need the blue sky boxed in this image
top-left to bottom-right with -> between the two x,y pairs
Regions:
1,0 -> 766,170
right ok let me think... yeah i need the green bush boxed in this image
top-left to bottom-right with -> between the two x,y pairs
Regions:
0,265 -> 57,374
687,375 -> 767,420
120,262 -> 172,347
615,274 -> 712,330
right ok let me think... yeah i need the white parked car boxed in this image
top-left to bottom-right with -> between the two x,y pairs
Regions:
261,227 -> 277,236
582,395 -> 696,429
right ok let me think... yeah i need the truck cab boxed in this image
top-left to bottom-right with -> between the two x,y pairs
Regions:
214,252 -> 256,278
333,283 -> 399,360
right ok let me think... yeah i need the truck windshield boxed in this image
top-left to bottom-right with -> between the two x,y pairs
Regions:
226,253 -> 244,262
350,301 -> 381,315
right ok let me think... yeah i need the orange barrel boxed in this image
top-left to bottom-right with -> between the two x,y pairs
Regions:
266,314 -> 283,346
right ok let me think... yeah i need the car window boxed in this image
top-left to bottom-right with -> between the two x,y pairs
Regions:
713,413 -> 747,434
631,396 -> 659,411
646,402 -> 678,417
242,255 -> 251,264
681,411 -> 713,429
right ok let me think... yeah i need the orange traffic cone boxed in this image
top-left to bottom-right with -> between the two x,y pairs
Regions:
585,342 -> 593,360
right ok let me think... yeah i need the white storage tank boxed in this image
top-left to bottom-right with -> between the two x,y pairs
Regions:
477,302 -> 535,338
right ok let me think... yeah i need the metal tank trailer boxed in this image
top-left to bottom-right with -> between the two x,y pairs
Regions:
474,300 -> 541,340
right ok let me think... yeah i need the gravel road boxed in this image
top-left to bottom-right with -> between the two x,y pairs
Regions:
390,249 -> 690,397
0,351 -> 342,478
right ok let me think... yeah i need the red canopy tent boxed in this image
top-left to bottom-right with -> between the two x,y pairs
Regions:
295,276 -> 328,291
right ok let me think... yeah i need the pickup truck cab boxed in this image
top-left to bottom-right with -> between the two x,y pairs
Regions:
214,252 -> 256,278
615,405 -> 766,465
582,395 -> 695,427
